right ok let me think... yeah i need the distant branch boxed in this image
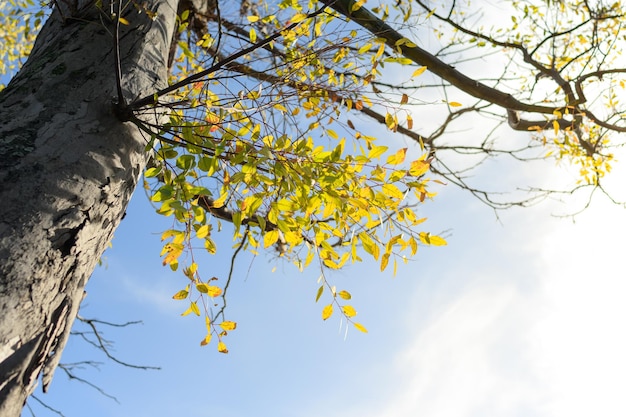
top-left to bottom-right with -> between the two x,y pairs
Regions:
57,362 -> 119,403
27,395 -> 65,417
74,316 -> 161,370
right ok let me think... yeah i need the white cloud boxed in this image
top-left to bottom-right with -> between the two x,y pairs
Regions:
527,198 -> 626,417
364,177 -> 626,417
377,281 -> 542,417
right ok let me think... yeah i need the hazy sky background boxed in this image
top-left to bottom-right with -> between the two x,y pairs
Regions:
11,1 -> 626,416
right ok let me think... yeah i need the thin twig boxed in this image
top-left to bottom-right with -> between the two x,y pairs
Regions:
57,364 -> 120,403
29,395 -> 66,417
129,5 -> 330,108
77,317 -> 161,370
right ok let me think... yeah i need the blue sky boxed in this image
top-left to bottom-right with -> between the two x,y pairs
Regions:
26,138 -> 626,417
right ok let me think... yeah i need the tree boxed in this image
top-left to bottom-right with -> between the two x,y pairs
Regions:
0,0 -> 624,415
0,2 -> 180,415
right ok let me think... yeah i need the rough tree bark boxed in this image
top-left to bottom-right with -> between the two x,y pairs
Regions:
0,1 -> 178,415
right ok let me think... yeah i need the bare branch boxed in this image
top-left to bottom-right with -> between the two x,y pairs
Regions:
74,316 -> 161,371
57,363 -> 120,403
27,395 -> 65,417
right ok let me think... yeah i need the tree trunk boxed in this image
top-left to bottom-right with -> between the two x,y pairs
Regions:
0,1 -> 178,415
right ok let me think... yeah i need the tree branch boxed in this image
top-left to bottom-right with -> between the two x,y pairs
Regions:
320,0 -> 559,115
129,4 -> 330,109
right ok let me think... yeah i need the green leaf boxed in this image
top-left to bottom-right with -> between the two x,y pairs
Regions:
172,289 -> 188,300
145,166 -> 161,178
315,285 -> 324,302
176,154 -> 195,171
196,283 -> 209,293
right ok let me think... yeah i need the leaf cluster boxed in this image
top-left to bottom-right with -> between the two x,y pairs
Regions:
129,0 -> 447,350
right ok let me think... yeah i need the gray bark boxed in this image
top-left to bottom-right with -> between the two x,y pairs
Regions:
0,1 -> 178,415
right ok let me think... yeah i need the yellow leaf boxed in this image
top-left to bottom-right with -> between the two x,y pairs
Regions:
419,232 -> 447,246
342,305 -> 357,318
190,301 -> 200,316
274,103 -> 287,112
358,43 -> 373,54
384,112 -> 397,131
247,15 -> 260,22
382,183 -> 404,199
196,224 -> 210,239
359,232 -> 380,260
409,236 -> 418,255
322,304 -> 333,320
353,322 -> 368,333
428,235 -> 447,246
323,258 -> 340,269
289,12 -> 307,23
411,66 -> 427,78
380,253 -> 390,271
338,290 -> 351,300
407,114 -> 413,130
212,192 -> 228,208
448,101 -> 462,107
263,230 -> 279,248
218,341 -> 228,353
368,145 -> 388,160
206,285 -> 222,297
172,289 -> 188,300
409,159 -> 430,176
118,17 -> 130,25
375,43 -> 386,59
386,148 -> 407,165
200,334 -> 212,346
220,321 -> 237,331
351,0 -> 366,11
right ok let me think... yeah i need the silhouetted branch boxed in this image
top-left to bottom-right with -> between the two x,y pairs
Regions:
73,316 -> 161,371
